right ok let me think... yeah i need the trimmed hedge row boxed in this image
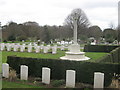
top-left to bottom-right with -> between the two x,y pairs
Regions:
84,45 -> 119,52
7,56 -> 118,87
98,47 -> 120,63
110,47 -> 120,63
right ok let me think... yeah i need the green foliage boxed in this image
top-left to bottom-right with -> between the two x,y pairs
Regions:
17,35 -> 27,41
105,35 -> 115,43
42,25 -> 50,44
110,47 -> 120,63
7,55 -> 118,87
84,45 -> 119,52
118,29 -> 120,42
79,35 -> 88,43
8,35 -> 16,41
89,26 -> 102,41
103,28 -> 117,43
5,45 -> 120,87
51,80 -> 65,87
98,47 -> 120,63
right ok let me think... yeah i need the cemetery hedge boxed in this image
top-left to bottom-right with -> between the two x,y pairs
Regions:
7,57 -> 119,87
7,45 -> 120,87
84,45 -> 120,52
97,47 -> 120,63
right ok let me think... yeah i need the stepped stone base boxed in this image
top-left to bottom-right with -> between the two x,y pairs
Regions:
60,44 -> 90,61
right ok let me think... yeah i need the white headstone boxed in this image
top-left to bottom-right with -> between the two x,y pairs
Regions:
94,72 -> 104,88
61,45 -> 65,51
20,65 -> 28,80
42,67 -> 51,84
47,45 -> 51,50
69,41 -> 73,44
43,46 -> 48,53
6,44 -> 11,51
0,43 -> 5,51
65,41 -> 68,45
40,45 -> 44,49
91,42 -> 96,45
57,42 -> 61,45
13,45 -> 18,52
22,40 -> 24,42
35,46 -> 40,53
52,46 -> 57,54
61,41 -> 65,45
28,45 -> 32,52
2,63 -> 9,78
66,70 -> 76,88
11,43 -> 15,48
20,45 -> 25,52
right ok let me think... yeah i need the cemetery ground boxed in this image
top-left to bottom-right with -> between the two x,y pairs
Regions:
1,49 -> 110,88
0,43 -> 119,88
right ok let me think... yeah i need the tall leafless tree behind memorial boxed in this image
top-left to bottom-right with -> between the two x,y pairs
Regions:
64,8 -> 91,36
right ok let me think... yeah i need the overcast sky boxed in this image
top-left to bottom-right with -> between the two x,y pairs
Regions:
0,0 -> 119,30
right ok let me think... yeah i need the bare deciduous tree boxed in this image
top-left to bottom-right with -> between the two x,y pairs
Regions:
64,8 -> 91,29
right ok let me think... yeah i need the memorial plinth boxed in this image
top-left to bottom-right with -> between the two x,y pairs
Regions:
60,44 -> 90,61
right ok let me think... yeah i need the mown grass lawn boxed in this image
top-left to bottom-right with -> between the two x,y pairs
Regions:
2,81 -> 43,88
2,50 -> 108,63
2,50 -> 65,63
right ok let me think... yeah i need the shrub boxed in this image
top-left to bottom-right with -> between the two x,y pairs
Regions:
9,68 -> 17,81
51,80 -> 65,87
98,47 -> 120,63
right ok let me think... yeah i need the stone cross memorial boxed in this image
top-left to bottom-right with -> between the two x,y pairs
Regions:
60,13 -> 90,61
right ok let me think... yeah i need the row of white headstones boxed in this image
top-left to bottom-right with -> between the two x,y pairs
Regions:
2,63 -> 104,88
0,43 -> 66,54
